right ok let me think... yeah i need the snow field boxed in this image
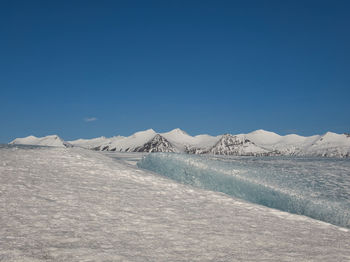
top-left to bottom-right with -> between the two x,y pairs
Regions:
0,146 -> 349,261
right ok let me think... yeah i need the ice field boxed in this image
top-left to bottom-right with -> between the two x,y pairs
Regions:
1,145 -> 350,261
138,153 -> 350,228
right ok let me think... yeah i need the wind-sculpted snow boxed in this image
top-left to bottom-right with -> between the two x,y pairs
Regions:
138,153 -> 350,228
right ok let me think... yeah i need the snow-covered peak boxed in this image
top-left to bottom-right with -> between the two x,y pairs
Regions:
131,129 -> 156,138
161,129 -> 220,150
99,129 -> 157,152
134,134 -> 177,153
69,136 -> 111,149
308,132 -> 350,147
166,128 -> 189,136
320,132 -> 347,141
210,134 -> 269,156
246,129 -> 282,145
249,129 -> 276,135
161,129 -> 194,147
10,135 -> 72,148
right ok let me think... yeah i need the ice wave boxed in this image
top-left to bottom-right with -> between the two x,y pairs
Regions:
138,153 -> 350,228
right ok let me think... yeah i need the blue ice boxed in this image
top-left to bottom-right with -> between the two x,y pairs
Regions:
138,153 -> 350,228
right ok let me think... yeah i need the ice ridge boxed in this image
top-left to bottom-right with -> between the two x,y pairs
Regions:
138,153 -> 350,228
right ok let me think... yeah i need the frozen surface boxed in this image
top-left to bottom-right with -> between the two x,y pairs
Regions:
138,153 -> 350,228
102,151 -> 146,166
1,146 -> 350,261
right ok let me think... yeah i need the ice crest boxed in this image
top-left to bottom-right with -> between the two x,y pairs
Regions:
138,153 -> 350,228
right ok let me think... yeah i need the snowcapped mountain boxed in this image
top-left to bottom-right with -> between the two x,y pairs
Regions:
68,136 -> 111,149
161,128 -> 220,151
68,128 -> 220,153
244,129 -> 320,155
299,132 -> 350,157
88,129 -> 157,152
134,134 -> 177,153
10,135 -> 73,148
209,134 -> 271,156
9,129 -> 350,157
242,130 -> 350,157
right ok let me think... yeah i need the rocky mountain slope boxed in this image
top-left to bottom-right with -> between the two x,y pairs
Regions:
209,134 -> 271,156
134,134 -> 177,153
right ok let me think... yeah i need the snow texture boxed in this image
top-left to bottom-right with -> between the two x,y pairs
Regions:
0,145 -> 350,261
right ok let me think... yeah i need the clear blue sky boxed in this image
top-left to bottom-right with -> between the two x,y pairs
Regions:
1,0 -> 349,142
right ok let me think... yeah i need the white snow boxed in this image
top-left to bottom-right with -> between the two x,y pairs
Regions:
245,130 -> 322,155
0,146 -> 349,261
72,129 -> 157,152
161,128 -> 220,150
107,129 -> 157,151
245,129 -> 282,144
301,132 -> 350,157
68,136 -> 111,149
9,135 -> 72,148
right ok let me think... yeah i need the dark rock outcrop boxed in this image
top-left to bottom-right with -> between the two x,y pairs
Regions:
134,134 -> 177,153
209,134 -> 270,156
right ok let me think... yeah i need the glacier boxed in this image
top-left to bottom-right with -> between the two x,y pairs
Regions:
138,153 -> 350,228
1,145 -> 350,261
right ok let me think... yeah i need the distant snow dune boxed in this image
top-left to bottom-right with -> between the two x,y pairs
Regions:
10,128 -> 350,157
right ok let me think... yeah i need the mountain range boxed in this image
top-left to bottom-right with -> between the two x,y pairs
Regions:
9,129 -> 350,158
